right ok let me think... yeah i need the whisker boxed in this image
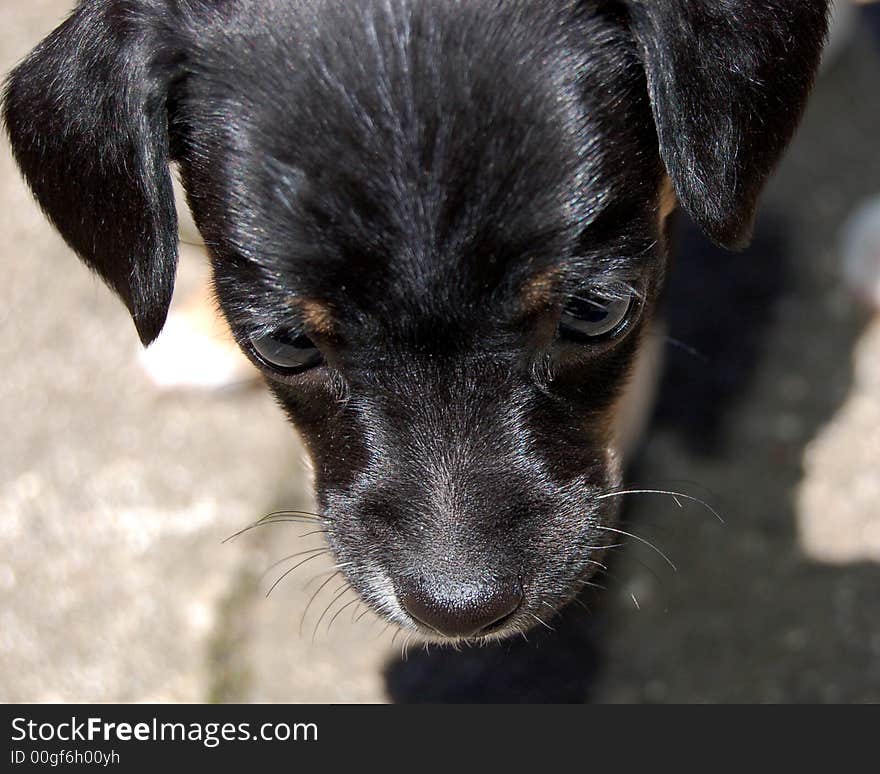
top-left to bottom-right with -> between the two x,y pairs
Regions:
297,529 -> 327,539
261,546 -> 329,582
299,571 -> 342,637
303,566 -> 345,590
596,525 -> 677,571
540,601 -> 561,622
637,239 -> 658,257
631,555 -> 668,591
224,518 -> 317,543
328,597 -> 360,633
596,488 -> 724,523
570,597 -> 591,613
223,513 -> 324,543
401,633 -> 414,661
313,584 -> 352,643
266,550 -> 329,597
528,612 -> 555,632
662,335 -> 709,364
265,509 -> 325,520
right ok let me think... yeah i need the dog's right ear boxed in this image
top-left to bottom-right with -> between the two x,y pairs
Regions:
3,0 -> 183,345
623,0 -> 829,250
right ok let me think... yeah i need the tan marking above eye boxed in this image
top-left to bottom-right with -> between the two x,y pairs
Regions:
287,297 -> 335,337
520,266 -> 562,315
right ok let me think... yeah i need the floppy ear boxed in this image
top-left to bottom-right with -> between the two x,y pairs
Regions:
3,0 -> 182,345
625,0 -> 829,249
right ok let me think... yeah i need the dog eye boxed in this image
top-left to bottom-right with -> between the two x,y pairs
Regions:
558,290 -> 635,342
249,328 -> 323,373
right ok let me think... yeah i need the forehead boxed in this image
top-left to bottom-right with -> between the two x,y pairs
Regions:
182,0 -> 662,334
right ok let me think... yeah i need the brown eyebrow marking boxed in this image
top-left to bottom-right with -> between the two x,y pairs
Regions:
519,265 -> 563,316
288,297 -> 335,336
658,174 -> 677,226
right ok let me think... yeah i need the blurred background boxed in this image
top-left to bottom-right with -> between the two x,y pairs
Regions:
2,0 -> 879,703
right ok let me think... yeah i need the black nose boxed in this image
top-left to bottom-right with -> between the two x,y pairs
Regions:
397,576 -> 522,638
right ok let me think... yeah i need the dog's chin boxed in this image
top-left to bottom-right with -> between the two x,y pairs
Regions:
404,617 -> 528,647
374,602 -> 537,646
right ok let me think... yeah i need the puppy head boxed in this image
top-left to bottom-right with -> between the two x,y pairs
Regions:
4,0 -> 828,640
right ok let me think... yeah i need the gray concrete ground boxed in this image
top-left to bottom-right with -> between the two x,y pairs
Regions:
1,1 -> 879,703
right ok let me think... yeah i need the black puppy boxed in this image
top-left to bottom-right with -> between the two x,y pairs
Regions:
4,0 -> 828,642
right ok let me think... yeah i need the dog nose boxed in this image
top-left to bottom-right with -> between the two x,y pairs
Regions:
397,577 -> 522,638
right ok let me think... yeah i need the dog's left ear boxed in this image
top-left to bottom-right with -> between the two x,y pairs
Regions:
3,0 -> 183,345
624,0 -> 830,249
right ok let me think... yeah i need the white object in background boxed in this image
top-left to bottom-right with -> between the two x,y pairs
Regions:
840,194 -> 880,310
138,310 -> 258,390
